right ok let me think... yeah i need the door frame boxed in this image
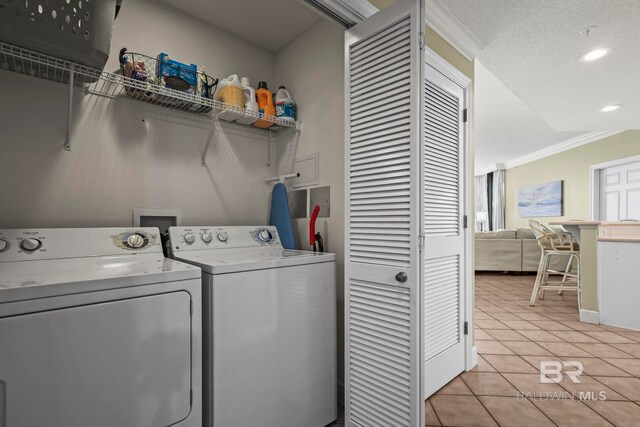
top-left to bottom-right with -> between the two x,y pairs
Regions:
589,154 -> 640,220
424,47 -> 476,371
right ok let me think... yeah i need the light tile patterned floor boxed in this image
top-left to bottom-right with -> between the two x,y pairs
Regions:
426,273 -> 640,427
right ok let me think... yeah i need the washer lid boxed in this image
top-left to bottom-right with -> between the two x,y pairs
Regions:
0,256 -> 201,304
173,246 -> 336,274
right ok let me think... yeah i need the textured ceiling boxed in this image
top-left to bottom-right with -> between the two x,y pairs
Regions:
474,61 -> 582,172
158,0 -> 322,52
442,0 -> 640,131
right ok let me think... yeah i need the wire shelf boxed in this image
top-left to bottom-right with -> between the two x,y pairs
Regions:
0,42 -> 301,131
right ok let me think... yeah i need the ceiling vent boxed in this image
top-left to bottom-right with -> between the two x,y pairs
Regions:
302,0 -> 378,27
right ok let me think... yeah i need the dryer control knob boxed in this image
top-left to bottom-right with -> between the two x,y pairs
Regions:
217,232 -> 228,243
21,238 -> 41,251
0,239 -> 7,252
257,229 -> 272,243
184,233 -> 195,244
127,234 -> 145,248
201,232 -> 213,243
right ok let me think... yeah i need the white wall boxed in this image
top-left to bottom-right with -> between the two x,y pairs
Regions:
0,0 -> 278,228
274,19 -> 346,398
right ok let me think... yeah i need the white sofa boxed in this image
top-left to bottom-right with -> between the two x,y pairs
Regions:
475,229 -> 569,272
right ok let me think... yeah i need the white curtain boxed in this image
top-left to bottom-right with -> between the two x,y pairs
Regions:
474,175 -> 489,231
492,169 -> 506,230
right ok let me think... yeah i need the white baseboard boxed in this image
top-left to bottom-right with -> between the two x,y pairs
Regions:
580,309 -> 600,324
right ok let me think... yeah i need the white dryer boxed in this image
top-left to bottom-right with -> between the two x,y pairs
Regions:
0,228 -> 202,427
168,226 -> 337,427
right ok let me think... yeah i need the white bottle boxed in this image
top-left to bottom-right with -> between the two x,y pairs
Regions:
241,77 -> 259,113
275,86 -> 296,122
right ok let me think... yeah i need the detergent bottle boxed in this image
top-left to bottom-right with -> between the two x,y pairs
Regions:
215,74 -> 244,108
274,86 -> 296,122
255,81 -> 275,129
241,77 -> 258,113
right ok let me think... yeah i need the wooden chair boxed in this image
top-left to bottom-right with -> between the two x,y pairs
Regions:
528,219 -> 581,307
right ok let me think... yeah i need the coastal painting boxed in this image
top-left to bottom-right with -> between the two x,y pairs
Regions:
518,180 -> 563,217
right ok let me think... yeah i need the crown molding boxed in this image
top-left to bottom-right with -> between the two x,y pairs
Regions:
503,131 -> 624,169
426,0 -> 483,61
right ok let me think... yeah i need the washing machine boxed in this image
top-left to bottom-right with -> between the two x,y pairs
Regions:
168,225 -> 337,427
0,227 -> 202,427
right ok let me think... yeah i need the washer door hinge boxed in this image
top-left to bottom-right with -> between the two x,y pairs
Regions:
418,232 -> 425,251
418,32 -> 425,50
464,321 -> 469,335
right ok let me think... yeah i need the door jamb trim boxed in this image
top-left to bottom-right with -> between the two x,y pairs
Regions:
425,47 -> 474,371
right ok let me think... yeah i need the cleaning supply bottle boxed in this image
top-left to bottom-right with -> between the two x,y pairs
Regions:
241,77 -> 258,113
255,81 -> 275,129
215,74 -> 243,108
275,86 -> 296,122
235,77 -> 259,125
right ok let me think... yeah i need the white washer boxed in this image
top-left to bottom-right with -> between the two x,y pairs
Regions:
0,228 -> 202,427
169,226 -> 337,427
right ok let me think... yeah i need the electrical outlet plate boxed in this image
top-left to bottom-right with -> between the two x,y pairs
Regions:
309,186 -> 330,218
289,190 -> 307,218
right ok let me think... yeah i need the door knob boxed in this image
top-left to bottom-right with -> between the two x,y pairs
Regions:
395,272 -> 408,283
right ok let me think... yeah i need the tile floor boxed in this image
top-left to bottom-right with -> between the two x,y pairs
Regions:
426,273 -> 640,427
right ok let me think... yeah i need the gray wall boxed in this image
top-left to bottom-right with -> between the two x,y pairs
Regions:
275,19 -> 346,399
0,0 -> 279,228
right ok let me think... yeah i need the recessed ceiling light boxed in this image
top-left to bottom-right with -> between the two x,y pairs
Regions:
579,47 -> 612,62
600,104 -> 622,112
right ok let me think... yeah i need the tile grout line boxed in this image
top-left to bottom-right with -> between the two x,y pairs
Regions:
457,374 -> 504,427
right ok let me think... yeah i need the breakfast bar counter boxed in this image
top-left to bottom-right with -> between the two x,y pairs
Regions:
597,223 -> 640,330
550,221 -> 640,329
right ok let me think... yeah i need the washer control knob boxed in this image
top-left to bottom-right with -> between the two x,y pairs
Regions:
127,234 -> 145,248
0,239 -> 7,252
184,233 -> 196,244
257,229 -> 272,243
201,232 -> 213,243
21,238 -> 41,251
217,232 -> 228,243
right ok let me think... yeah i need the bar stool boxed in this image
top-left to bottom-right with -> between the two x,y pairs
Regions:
528,219 -> 581,307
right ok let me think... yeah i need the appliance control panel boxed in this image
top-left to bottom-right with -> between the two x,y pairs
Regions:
169,226 -> 281,252
0,228 -> 161,263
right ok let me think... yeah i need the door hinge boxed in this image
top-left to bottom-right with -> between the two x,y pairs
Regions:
418,32 -> 425,50
190,390 -> 193,406
463,215 -> 468,229
463,108 -> 468,123
418,232 -> 425,251
189,300 -> 193,316
464,321 -> 469,335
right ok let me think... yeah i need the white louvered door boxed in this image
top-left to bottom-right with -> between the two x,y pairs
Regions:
422,63 -> 466,398
345,1 -> 424,426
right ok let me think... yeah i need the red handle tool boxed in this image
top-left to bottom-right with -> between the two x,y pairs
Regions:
309,205 -> 320,249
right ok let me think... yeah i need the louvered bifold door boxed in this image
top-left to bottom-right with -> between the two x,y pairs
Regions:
345,1 -> 424,426
422,63 -> 466,399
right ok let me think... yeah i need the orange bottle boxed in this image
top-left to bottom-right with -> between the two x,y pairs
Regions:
255,81 -> 275,129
